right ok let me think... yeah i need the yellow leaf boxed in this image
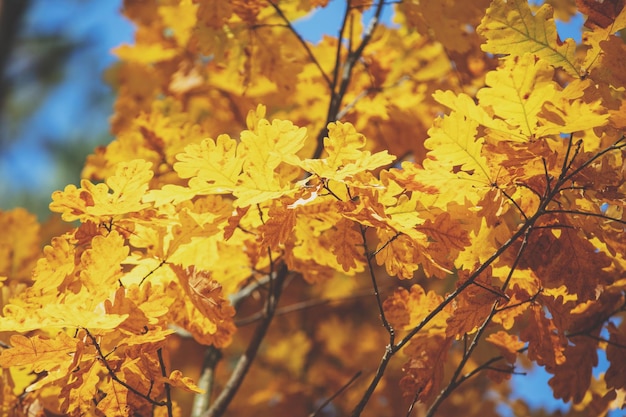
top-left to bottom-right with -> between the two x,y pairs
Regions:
477,0 -> 579,77
170,265 -> 235,327
375,229 -> 420,280
113,43 -> 178,64
433,90 -> 526,142
476,54 -> 558,137
293,121 -> 395,183
328,218 -> 363,273
173,134 -> 242,194
49,160 -> 153,222
60,357 -> 103,416
79,231 -> 129,296
260,204 -> 297,251
0,299 -> 128,332
166,370 -> 204,394
0,208 -> 40,281
486,331 -> 525,364
0,333 -> 77,373
234,118 -> 307,206
424,111 -> 490,179
383,285 -> 448,331
536,79 -> 610,137
31,235 -> 75,295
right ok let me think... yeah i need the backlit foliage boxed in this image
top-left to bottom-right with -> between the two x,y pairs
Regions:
1,0 -> 626,416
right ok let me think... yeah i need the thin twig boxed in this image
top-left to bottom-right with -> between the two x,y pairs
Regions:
83,329 -> 167,407
157,348 -> 174,417
138,258 -> 167,286
267,0 -> 332,88
313,0 -> 387,159
425,302 -> 500,417
359,224 -> 395,338
309,371 -> 362,417
544,209 -> 626,225
405,390 -> 421,417
236,291 -> 376,327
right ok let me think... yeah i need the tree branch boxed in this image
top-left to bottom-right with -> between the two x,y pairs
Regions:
309,371 -> 362,417
313,0 -> 387,159
267,0 -> 332,89
83,329 -> 167,407
191,347 -> 222,417
202,262 -> 289,417
157,347 -> 174,417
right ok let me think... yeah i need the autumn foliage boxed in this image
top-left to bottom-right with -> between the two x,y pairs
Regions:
1,0 -> 626,416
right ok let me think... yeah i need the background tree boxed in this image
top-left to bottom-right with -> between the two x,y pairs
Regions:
0,0 -> 131,220
0,1 -> 625,416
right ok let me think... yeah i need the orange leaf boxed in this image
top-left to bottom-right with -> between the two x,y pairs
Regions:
486,331 -> 525,364
328,218 -> 363,273
170,265 -> 236,340
166,370 -> 204,394
0,333 -> 77,373
520,305 -> 566,369
260,204 -> 297,251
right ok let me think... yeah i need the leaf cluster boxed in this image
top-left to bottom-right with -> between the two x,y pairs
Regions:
1,1 -> 626,416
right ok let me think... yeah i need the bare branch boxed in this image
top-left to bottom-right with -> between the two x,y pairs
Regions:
313,0 -> 388,159
359,223 -> 395,339
191,347 -> 223,417
267,0 -> 333,88
203,263 -> 289,417
309,371 -> 362,417
544,209 -> 626,225
157,348 -> 174,417
425,302 -> 499,417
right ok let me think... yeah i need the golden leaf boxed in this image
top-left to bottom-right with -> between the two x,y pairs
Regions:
0,333 -> 77,373
476,53 -> 558,137
486,330 -> 525,363
478,0 -> 579,77
166,370 -> 204,394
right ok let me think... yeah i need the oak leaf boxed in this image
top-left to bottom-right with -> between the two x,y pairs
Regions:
424,111 -> 490,180
0,333 -> 77,373
60,358 -> 103,416
173,134 -> 242,194
383,285 -> 448,331
0,302 -> 128,332
520,305 -> 566,369
549,337 -> 598,403
486,331 -> 525,364
292,121 -> 395,184
328,218 -> 363,273
478,0 -> 579,77
476,53 -> 558,137
445,272 -> 501,339
50,160 -> 154,222
401,334 -> 452,402
260,204 -> 297,251
606,321 -> 626,390
166,370 -> 204,394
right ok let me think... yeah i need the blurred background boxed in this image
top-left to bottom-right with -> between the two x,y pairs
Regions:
0,0 -> 133,219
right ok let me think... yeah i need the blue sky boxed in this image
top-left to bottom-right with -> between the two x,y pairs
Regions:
1,1 -> 613,415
